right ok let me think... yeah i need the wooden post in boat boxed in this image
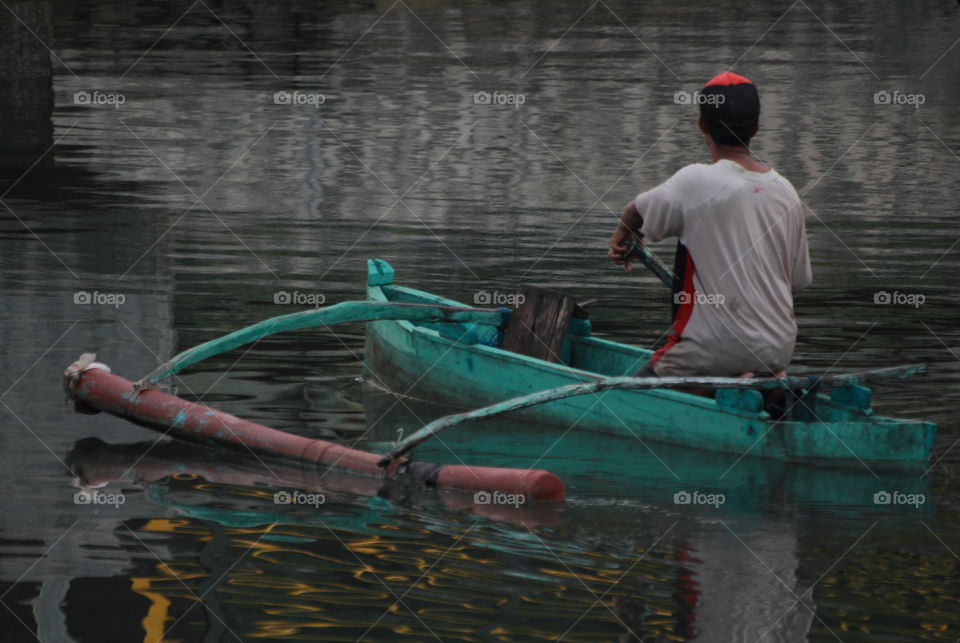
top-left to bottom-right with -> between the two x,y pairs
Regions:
501,285 -> 576,363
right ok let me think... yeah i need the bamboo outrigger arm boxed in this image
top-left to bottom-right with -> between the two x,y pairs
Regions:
377,364 -> 926,467
135,301 -> 509,390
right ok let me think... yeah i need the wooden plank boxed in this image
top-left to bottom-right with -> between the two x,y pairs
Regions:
501,285 -> 576,363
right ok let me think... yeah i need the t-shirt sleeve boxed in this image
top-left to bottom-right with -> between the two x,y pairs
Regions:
791,205 -> 813,292
635,184 -> 683,242
635,171 -> 687,243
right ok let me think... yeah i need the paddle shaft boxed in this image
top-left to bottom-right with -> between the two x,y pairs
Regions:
624,236 -> 677,289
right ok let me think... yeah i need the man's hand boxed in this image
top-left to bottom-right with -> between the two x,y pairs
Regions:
608,236 -> 633,272
609,200 -> 643,272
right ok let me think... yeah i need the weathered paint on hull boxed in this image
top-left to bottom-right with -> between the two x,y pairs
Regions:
364,262 -> 936,471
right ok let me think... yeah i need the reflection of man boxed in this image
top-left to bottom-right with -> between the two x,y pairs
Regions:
609,72 -> 812,378
675,526 -> 815,640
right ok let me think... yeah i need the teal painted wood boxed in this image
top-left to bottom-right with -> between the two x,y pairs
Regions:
364,259 -> 937,470
362,392 -> 932,511
379,374 -> 828,465
137,300 -> 508,388
380,371 -> 926,464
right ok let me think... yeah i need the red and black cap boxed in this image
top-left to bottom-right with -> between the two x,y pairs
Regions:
699,72 -> 760,146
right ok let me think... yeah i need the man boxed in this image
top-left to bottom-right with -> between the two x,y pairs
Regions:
609,72 -> 811,378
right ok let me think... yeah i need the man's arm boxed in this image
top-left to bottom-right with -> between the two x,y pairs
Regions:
608,200 -> 643,272
609,175 -> 686,272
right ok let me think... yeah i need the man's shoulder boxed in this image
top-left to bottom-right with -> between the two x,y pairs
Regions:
663,163 -> 734,207
668,162 -> 716,184
667,162 -> 740,191
769,169 -> 800,194
671,163 -> 800,197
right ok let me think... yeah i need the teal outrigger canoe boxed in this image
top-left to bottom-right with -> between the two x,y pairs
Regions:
364,259 -> 936,471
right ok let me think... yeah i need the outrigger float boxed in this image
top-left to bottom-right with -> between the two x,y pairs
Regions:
64,352 -> 565,502
65,257 -> 936,502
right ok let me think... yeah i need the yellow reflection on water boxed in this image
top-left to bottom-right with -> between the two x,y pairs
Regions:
130,577 -> 171,643
121,481 -> 955,641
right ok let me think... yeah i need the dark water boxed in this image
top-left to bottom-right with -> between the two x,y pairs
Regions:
2,1 -> 960,641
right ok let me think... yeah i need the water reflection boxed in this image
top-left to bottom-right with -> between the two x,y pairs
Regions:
55,409 -> 957,642
67,437 -> 564,527
0,1 -> 53,175
64,438 -> 692,640
362,382 -> 933,512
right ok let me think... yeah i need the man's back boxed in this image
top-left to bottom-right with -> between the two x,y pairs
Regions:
636,159 -> 811,376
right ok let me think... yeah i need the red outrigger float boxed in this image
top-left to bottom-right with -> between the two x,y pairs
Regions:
64,356 -> 566,502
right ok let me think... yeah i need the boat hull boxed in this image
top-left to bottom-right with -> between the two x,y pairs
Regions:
363,261 -> 936,471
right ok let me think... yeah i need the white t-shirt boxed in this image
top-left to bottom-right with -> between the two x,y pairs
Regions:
635,160 -> 812,377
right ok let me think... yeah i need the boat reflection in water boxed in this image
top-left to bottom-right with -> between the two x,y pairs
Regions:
361,382 -> 931,512
61,387 -> 936,642
67,436 -> 565,528
362,382 -> 937,640
65,436 -> 570,640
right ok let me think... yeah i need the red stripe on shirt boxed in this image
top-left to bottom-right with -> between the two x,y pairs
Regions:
651,252 -> 696,366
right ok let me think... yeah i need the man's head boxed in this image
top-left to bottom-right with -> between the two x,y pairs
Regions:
698,72 -> 760,148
